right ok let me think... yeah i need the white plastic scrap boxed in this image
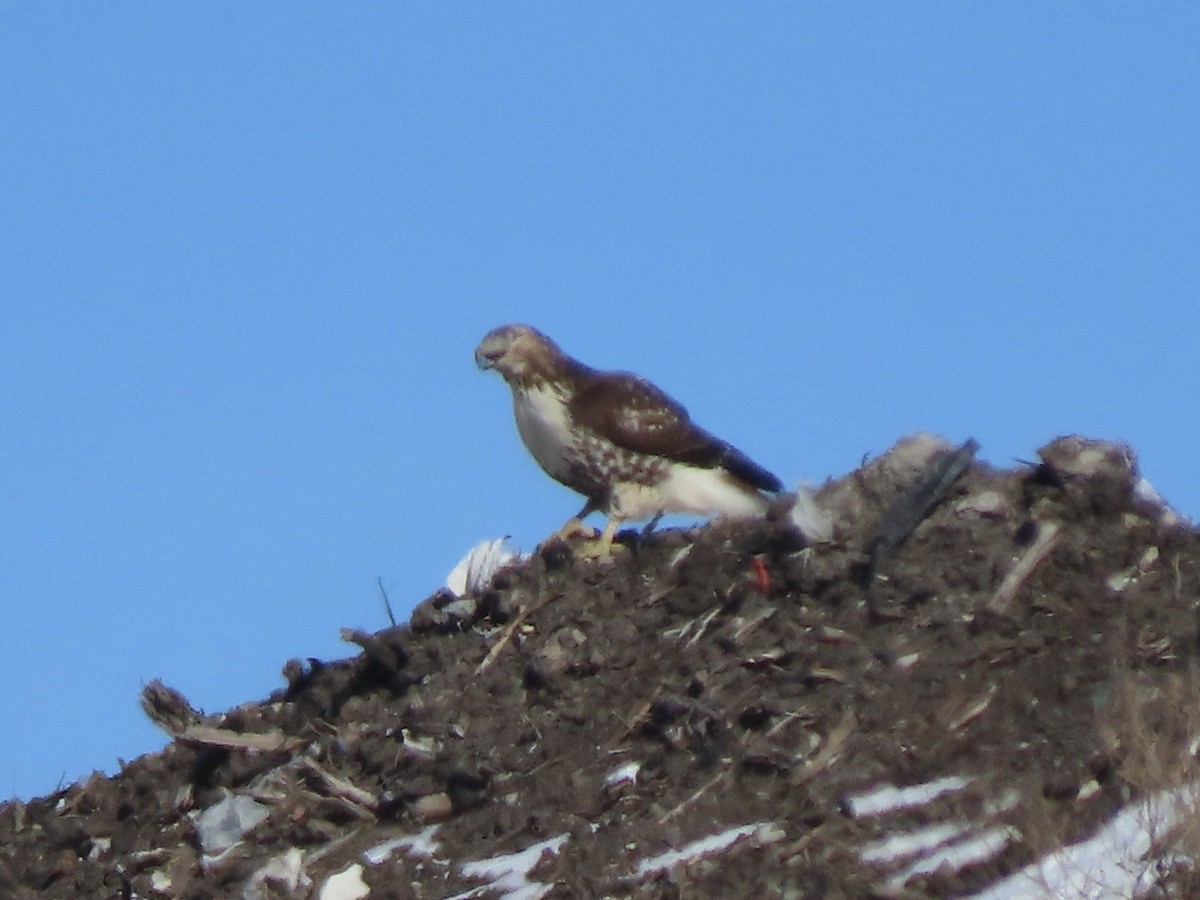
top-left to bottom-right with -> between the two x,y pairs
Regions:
845,775 -> 972,818
634,821 -> 784,878
87,836 -> 112,861
150,870 -> 172,895
399,728 -> 440,759
970,782 -> 1200,900
604,761 -> 641,788
446,538 -> 520,596
364,825 -> 441,865
192,790 -> 271,856
319,862 -> 371,900
243,848 -> 311,900
788,487 -> 834,542
450,833 -> 570,900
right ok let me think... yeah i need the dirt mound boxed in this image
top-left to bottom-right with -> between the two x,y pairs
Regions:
2,435 -> 1198,899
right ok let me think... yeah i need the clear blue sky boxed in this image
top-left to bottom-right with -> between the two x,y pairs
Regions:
2,6 -> 1196,800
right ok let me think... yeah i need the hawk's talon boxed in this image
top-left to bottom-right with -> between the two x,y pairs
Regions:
538,517 -> 628,560
572,538 -> 627,561
550,518 -> 599,543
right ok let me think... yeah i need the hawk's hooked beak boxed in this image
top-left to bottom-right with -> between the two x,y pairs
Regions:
475,347 -> 501,371
475,337 -> 507,371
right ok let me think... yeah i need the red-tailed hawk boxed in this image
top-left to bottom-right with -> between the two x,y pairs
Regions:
475,324 -> 783,554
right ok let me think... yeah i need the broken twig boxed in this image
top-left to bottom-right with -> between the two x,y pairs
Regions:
658,767 -> 729,825
378,576 -> 397,627
297,757 -> 379,813
475,592 -> 562,675
607,680 -> 667,750
793,709 -> 857,785
987,521 -> 1061,614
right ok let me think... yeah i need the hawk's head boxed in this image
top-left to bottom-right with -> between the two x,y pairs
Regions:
475,324 -> 565,387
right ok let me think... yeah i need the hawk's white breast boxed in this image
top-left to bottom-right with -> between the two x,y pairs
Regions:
512,384 -> 576,482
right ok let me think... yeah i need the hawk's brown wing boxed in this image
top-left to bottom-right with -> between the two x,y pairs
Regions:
570,372 -> 782,494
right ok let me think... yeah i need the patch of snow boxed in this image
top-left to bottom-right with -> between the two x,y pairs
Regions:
364,825 -> 441,865
604,761 -> 641,788
845,775 -> 972,818
633,821 -> 784,878
319,862 -> 371,900
887,825 -> 1015,889
1134,477 -> 1185,526
860,822 -> 969,864
192,790 -> 271,856
449,833 -> 570,900
970,783 -> 1200,900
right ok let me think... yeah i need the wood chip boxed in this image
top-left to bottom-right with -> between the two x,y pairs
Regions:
947,685 -> 997,731
793,710 -> 856,785
175,725 -> 300,754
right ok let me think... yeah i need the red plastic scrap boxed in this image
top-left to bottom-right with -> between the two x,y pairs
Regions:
751,556 -> 771,593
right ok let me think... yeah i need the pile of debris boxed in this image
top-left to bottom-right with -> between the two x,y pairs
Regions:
1,434 -> 1198,899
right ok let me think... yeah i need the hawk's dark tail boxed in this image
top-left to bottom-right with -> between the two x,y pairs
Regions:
719,444 -> 784,494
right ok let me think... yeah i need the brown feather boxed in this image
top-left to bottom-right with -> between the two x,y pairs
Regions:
570,372 -> 782,494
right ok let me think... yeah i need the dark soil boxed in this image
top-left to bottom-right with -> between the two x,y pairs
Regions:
2,435 -> 1198,899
